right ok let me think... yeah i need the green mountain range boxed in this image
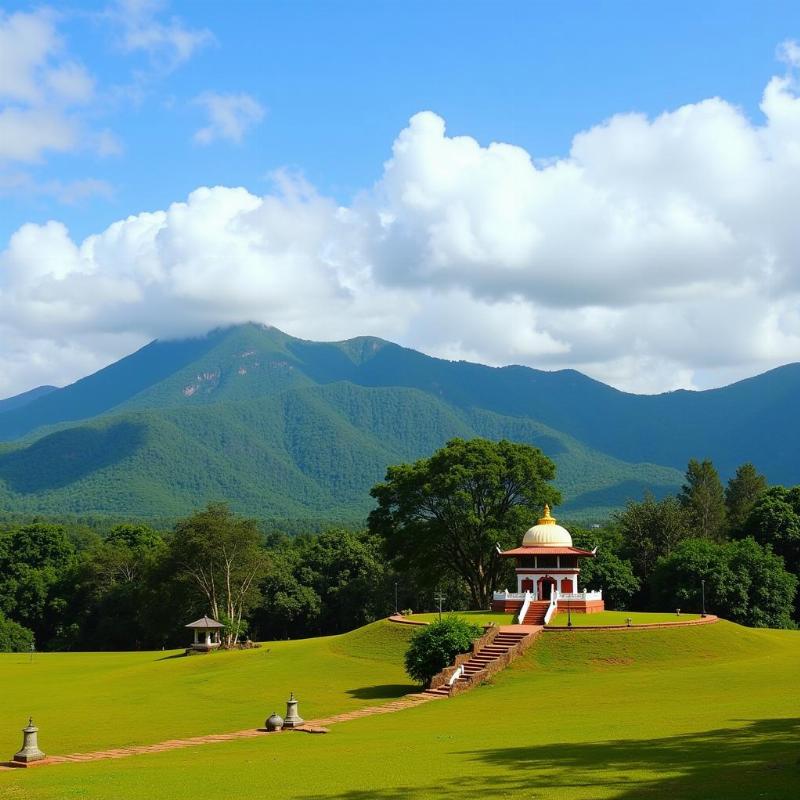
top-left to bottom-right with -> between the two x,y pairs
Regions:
0,324 -> 796,523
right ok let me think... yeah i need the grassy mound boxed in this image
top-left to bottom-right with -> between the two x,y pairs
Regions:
405,611 -> 515,626
4,621 -> 800,799
549,610 -> 701,627
0,620 -> 416,757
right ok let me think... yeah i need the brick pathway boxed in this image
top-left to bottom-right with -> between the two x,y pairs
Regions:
0,693 -> 441,771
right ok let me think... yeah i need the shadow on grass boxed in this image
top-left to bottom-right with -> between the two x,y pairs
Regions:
345,684 -> 417,700
298,717 -> 800,800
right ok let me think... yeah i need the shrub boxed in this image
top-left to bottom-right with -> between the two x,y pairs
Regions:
0,612 -> 34,652
404,615 -> 481,685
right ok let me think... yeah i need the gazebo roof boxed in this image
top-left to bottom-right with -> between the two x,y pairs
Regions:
185,616 -> 224,629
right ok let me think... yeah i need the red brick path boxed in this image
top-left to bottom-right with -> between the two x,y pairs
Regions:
0,693 -> 442,771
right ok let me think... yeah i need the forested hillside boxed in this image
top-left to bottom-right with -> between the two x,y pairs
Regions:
0,323 -> 797,522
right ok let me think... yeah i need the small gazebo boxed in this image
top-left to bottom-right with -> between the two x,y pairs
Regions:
185,616 -> 224,652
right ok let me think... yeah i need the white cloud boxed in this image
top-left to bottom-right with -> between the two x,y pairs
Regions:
193,92 -> 265,145
111,0 -> 214,71
3,60 -> 800,398
0,107 -> 78,163
0,173 -> 114,204
0,9 -> 108,165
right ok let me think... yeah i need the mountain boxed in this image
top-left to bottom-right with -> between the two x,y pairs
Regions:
0,385 -> 57,414
0,323 -> 796,523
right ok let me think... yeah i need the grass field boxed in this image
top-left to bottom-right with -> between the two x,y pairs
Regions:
405,610 -> 515,626
2,620 -> 800,799
549,610 -> 701,626
0,621 -> 416,756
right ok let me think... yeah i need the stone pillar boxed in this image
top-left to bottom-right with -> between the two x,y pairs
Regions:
283,693 -> 305,728
13,718 -> 45,763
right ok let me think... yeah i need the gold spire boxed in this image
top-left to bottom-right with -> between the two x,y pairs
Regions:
537,504 -> 556,526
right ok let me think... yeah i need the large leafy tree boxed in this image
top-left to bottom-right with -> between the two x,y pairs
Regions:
651,537 -> 796,628
679,459 -> 727,541
169,503 -> 267,645
304,529 -> 389,634
0,523 -> 76,643
572,529 -> 639,610
58,525 -> 168,650
743,486 -> 800,573
369,438 -> 560,608
725,463 -> 767,537
617,493 -> 691,583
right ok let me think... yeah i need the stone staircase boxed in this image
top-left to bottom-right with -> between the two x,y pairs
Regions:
522,600 -> 551,625
424,628 -> 536,697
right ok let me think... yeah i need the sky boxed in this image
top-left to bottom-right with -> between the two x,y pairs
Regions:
2,0 -> 800,399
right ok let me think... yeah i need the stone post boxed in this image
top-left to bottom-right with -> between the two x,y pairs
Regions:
13,718 -> 45,763
283,693 -> 305,728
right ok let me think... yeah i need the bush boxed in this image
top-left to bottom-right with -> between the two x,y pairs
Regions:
404,615 -> 481,685
0,613 -> 34,652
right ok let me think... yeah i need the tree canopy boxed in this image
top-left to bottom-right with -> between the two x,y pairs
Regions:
725,463 -> 767,536
369,438 -> 560,608
679,459 -> 727,540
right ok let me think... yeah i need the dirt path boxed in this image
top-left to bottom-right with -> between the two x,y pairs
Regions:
0,693 -> 442,771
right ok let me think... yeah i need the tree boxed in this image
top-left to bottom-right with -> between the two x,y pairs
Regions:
304,529 -> 389,634
617,494 -> 691,583
0,523 -> 76,643
369,438 -> 560,608
0,612 -> 33,653
679,459 -> 727,540
651,537 -> 796,628
57,527 -> 168,650
650,537 -> 734,615
743,486 -> 800,573
169,504 -> 267,646
404,615 -> 482,685
573,528 -> 640,610
725,463 -> 767,537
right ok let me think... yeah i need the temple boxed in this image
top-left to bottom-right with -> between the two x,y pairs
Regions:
491,505 -> 604,624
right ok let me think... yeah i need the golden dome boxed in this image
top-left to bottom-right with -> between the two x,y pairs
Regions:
521,505 -> 573,547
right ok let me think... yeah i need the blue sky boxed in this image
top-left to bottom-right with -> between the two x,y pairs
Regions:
2,0 -> 800,398
3,0 -> 798,242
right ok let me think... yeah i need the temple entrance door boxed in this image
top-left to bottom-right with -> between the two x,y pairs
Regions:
538,577 -> 556,600
521,578 -> 534,594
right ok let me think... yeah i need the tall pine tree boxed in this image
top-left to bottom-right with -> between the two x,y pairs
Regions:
679,459 -> 727,541
725,463 -> 767,537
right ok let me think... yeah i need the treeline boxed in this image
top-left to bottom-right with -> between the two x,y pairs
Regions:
1,446 -> 798,652
0,503 -> 408,652
574,460 -> 799,628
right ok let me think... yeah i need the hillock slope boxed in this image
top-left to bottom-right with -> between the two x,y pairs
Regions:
4,620 -> 800,800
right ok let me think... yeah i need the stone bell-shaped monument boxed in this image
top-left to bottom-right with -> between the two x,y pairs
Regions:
283,692 -> 304,728
14,718 -> 46,763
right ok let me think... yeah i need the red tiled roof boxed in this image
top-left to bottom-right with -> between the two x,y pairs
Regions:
499,546 -> 595,557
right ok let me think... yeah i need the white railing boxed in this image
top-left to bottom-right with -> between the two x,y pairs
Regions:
543,590 -> 559,625
493,590 -> 527,601
517,591 -> 532,624
448,665 -> 463,686
559,591 -> 603,601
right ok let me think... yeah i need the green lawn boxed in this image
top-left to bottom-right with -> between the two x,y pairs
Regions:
3,621 -> 800,799
0,620 -> 415,757
405,610 -> 515,626
549,610 -> 701,626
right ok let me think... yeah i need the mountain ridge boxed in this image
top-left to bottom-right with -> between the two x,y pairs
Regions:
0,323 -> 797,522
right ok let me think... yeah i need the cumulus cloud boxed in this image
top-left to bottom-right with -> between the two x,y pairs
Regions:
3,57 -> 800,398
0,8 -> 107,164
193,92 -> 265,145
